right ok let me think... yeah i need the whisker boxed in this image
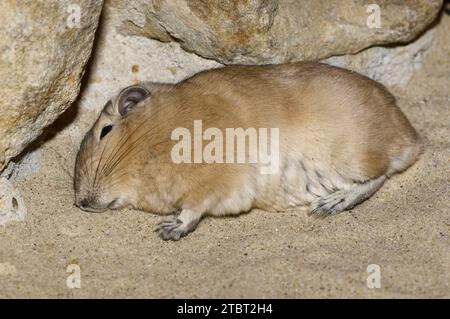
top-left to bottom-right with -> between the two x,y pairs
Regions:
102,127 -> 162,177
97,116 -> 151,180
92,135 -> 111,189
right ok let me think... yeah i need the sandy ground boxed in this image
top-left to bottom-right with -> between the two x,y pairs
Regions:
0,14 -> 449,299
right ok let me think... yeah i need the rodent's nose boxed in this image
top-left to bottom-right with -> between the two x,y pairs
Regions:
78,198 -> 89,209
75,196 -> 107,213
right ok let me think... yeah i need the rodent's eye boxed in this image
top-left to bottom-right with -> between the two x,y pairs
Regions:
100,124 -> 113,140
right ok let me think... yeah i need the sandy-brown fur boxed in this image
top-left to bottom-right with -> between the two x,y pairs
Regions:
74,62 -> 422,239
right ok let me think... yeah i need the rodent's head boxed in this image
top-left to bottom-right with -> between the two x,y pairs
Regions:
74,84 -> 151,213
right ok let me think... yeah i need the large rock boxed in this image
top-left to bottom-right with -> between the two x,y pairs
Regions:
0,0 -> 103,171
116,0 -> 442,64
323,25 -> 436,88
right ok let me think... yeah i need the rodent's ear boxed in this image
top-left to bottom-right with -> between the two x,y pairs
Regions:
117,85 -> 150,116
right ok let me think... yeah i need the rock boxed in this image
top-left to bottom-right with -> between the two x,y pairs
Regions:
0,177 -> 27,226
115,0 -> 442,64
323,26 -> 436,88
1,148 -> 41,182
0,0 -> 103,172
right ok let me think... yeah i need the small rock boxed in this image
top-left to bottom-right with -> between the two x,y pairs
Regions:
0,177 -> 27,226
1,148 -> 41,182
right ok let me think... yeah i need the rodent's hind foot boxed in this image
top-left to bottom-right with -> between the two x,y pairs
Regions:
155,209 -> 202,241
309,190 -> 348,218
308,176 -> 387,218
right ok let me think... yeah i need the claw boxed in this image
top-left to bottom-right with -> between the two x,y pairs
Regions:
155,217 -> 187,241
154,217 -> 182,232
154,210 -> 202,241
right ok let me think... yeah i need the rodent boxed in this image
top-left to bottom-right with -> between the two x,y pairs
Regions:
74,62 -> 422,240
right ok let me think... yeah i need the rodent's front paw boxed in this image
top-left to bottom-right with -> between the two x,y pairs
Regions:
155,216 -> 189,241
155,209 -> 203,241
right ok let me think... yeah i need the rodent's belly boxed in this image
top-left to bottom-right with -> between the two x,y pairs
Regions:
253,157 -> 342,211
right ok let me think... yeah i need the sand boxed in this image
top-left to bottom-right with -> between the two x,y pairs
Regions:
0,15 -> 448,299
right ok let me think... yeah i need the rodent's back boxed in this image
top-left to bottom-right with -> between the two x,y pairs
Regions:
157,62 -> 421,166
